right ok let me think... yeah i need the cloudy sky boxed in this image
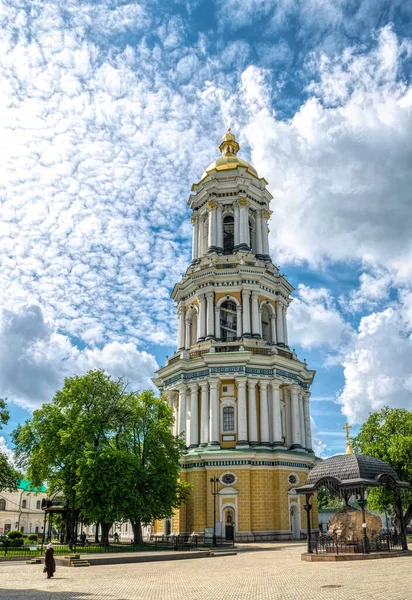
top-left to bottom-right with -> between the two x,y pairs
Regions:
1,0 -> 412,457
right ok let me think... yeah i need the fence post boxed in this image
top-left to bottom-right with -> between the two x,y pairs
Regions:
4,540 -> 7,556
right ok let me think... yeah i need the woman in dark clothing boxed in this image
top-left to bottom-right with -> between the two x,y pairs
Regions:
45,543 -> 56,578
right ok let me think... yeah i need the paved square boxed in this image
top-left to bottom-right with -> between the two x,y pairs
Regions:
1,542 -> 412,600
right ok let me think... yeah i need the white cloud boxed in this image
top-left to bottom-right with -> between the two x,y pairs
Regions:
337,300 -> 412,424
288,284 -> 351,350
241,27 -> 412,281
0,0 -> 244,353
0,304 -> 158,410
310,416 -> 327,457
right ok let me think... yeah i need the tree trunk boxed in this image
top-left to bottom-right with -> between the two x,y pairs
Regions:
101,523 -> 112,546
131,519 -> 143,545
95,522 -> 99,543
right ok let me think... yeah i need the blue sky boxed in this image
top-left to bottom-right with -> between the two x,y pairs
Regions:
1,0 -> 412,458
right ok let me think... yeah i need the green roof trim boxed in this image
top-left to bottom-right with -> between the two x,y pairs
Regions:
18,479 -> 46,493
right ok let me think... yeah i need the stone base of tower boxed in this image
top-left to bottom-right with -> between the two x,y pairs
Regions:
154,448 -> 318,543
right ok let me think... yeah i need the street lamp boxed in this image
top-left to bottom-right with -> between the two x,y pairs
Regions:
210,477 -> 219,547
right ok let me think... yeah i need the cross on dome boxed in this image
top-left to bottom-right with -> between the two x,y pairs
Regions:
219,127 -> 240,157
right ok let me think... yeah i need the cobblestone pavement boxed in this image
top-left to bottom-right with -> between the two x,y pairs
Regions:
1,542 -> 412,600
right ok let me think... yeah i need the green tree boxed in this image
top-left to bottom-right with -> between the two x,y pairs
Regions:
12,370 -> 136,542
0,399 -> 19,492
12,371 -> 190,544
120,390 -> 191,543
352,407 -> 412,528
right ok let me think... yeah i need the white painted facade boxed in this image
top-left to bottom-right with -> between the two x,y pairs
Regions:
0,482 -> 47,535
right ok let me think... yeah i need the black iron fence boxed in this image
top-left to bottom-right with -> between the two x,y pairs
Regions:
310,532 -> 405,555
0,535 -> 234,558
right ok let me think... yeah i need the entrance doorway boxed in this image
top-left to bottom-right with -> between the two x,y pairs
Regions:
290,505 -> 300,539
224,509 -> 234,541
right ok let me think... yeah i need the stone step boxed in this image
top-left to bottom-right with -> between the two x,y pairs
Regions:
26,559 -> 41,565
70,559 -> 90,567
64,554 -> 80,559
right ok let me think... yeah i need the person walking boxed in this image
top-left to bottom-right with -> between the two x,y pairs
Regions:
44,542 -> 56,579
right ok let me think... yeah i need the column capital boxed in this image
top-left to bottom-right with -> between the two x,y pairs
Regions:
198,292 -> 206,301
303,391 -> 311,402
263,209 -> 272,220
238,197 -> 248,208
259,380 -> 269,389
207,200 -> 217,210
191,215 -> 197,224
271,380 -> 282,391
177,384 -> 187,392
199,381 -> 209,390
206,291 -> 214,299
242,289 -> 251,297
269,313 -> 276,320
289,383 -> 300,393
248,379 -> 257,389
188,382 -> 199,391
235,378 -> 247,388
209,380 -> 219,389
236,304 -> 242,311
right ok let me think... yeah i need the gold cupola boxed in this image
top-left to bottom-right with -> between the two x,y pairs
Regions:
196,128 -> 266,185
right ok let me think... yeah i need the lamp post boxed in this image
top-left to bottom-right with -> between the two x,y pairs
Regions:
210,476 -> 219,547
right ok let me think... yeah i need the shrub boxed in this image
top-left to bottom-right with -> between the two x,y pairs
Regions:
28,534 -> 38,541
7,530 -> 23,540
8,538 -> 24,546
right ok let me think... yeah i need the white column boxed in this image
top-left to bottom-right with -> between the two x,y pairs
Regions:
216,204 -> 223,252
259,381 -> 270,446
206,292 -> 215,338
251,291 -> 260,337
255,210 -> 263,255
191,216 -> 199,261
236,305 -> 242,339
271,381 -> 283,446
299,391 -> 305,448
234,203 -> 240,249
276,302 -> 284,344
259,308 -> 263,338
178,386 -> 187,441
290,384 -> 302,449
177,306 -> 185,350
198,294 -> 206,340
261,210 -> 270,256
185,317 -> 191,350
208,380 -> 219,446
270,313 -> 277,344
207,201 -> 217,251
248,380 -> 258,445
303,392 -> 312,451
200,382 -> 209,446
215,306 -> 221,340
242,290 -> 251,337
236,379 -> 248,446
198,216 -> 205,257
189,384 -> 199,447
283,307 -> 289,346
238,199 -> 249,249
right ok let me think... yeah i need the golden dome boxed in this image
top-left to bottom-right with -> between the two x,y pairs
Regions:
198,129 -> 260,183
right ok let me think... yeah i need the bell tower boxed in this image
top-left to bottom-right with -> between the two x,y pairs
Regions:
154,130 -> 317,540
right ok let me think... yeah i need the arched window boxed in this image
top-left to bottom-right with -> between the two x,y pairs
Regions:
223,406 -> 235,432
223,216 -> 234,254
190,311 -> 198,345
261,304 -> 274,343
0,499 -> 5,511
220,300 -> 237,341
